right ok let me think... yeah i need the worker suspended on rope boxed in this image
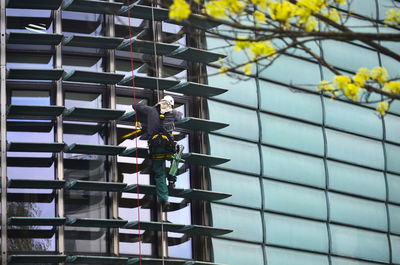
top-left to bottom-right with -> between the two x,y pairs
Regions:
134,95 -> 183,208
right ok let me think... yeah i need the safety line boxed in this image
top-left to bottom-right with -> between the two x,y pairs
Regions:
150,3 -> 165,264
126,1 -> 142,264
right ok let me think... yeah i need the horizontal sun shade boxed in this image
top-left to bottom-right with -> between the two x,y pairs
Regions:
6,0 -> 63,9
8,179 -> 65,189
63,70 -> 125,84
123,184 -> 231,202
175,117 -> 229,132
66,256 -> 128,265
119,4 -> 169,20
7,32 -> 63,45
117,39 -> 179,56
181,153 -> 230,167
7,105 -> 65,118
65,180 -> 127,192
124,221 -> 185,232
64,143 -> 126,155
8,255 -> 67,264
66,218 -> 128,228
120,147 -> 148,158
7,157 -> 54,167
64,107 -> 125,121
8,217 -> 66,226
167,47 -> 226,64
63,0 -> 123,14
167,82 -> 227,98
63,34 -> 124,49
119,75 -> 180,89
127,258 -> 228,265
7,68 -> 64,80
7,142 -> 66,152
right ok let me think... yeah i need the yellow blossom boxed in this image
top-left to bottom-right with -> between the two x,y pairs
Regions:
357,67 -> 370,80
353,72 -> 367,87
219,66 -> 228,75
333,0 -> 346,5
225,0 -> 245,14
376,101 -> 389,115
269,1 -> 297,26
305,16 -> 318,32
234,36 -> 251,51
385,9 -> 400,25
204,1 -> 227,18
169,0 -> 191,21
243,63 -> 252,75
250,41 -> 276,60
251,0 -> 269,10
323,8 -> 340,22
385,81 -> 400,94
318,80 -> 337,99
343,83 -> 359,101
333,75 -> 351,90
370,66 -> 388,84
253,10 -> 266,24
296,0 -> 327,14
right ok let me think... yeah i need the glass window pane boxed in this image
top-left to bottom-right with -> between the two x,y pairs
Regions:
265,246 -> 329,265
212,238 -> 264,265
206,66 -> 258,108
259,81 -> 322,124
326,129 -> 384,170
261,113 -> 324,156
329,192 -> 387,231
388,173 -> 400,204
208,134 -> 260,175
330,224 -> 389,263
389,204 -> 400,235
328,161 -> 386,201
391,235 -> 400,264
208,99 -> 259,142
264,213 -> 329,253
263,179 -> 327,220
331,256 -> 383,265
386,143 -> 400,174
209,168 -> 262,209
262,146 -> 325,188
385,114 -> 400,144
211,203 -> 263,243
324,98 -> 382,139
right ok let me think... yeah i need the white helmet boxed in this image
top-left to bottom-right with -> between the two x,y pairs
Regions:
161,95 -> 174,106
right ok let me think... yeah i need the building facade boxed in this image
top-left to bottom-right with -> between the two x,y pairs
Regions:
1,0 -> 400,265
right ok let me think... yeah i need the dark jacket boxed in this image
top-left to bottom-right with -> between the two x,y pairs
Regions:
134,102 -> 183,139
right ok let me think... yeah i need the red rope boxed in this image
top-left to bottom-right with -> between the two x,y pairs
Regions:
126,1 -> 141,264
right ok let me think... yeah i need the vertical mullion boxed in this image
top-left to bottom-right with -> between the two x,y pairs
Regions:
106,0 -> 119,255
54,5 -> 65,263
0,0 -> 7,264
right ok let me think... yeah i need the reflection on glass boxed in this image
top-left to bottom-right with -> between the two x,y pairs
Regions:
7,9 -> 53,34
62,11 -> 103,36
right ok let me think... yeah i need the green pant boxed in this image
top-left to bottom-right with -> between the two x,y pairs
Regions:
150,146 -> 177,202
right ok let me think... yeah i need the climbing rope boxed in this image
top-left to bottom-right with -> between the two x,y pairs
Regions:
126,1 -> 141,264
150,3 -> 166,265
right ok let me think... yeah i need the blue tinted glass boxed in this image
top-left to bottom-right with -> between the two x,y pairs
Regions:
264,213 -> 329,253
258,55 -> 321,92
206,66 -> 258,108
265,246 -> 329,265
389,204 -> 400,234
262,146 -> 325,188
387,173 -> 400,204
209,168 -> 262,209
263,179 -> 327,220
208,99 -> 259,142
386,143 -> 400,174
328,161 -> 386,201
211,203 -> 263,243
261,113 -> 324,156
320,41 -> 379,73
324,98 -> 382,139
330,224 -> 389,263
385,114 -> 400,144
212,238 -> 264,265
329,192 -> 387,231
331,257 -> 383,265
391,235 -> 400,264
326,129 -> 384,170
208,134 -> 260,175
259,80 -> 322,124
